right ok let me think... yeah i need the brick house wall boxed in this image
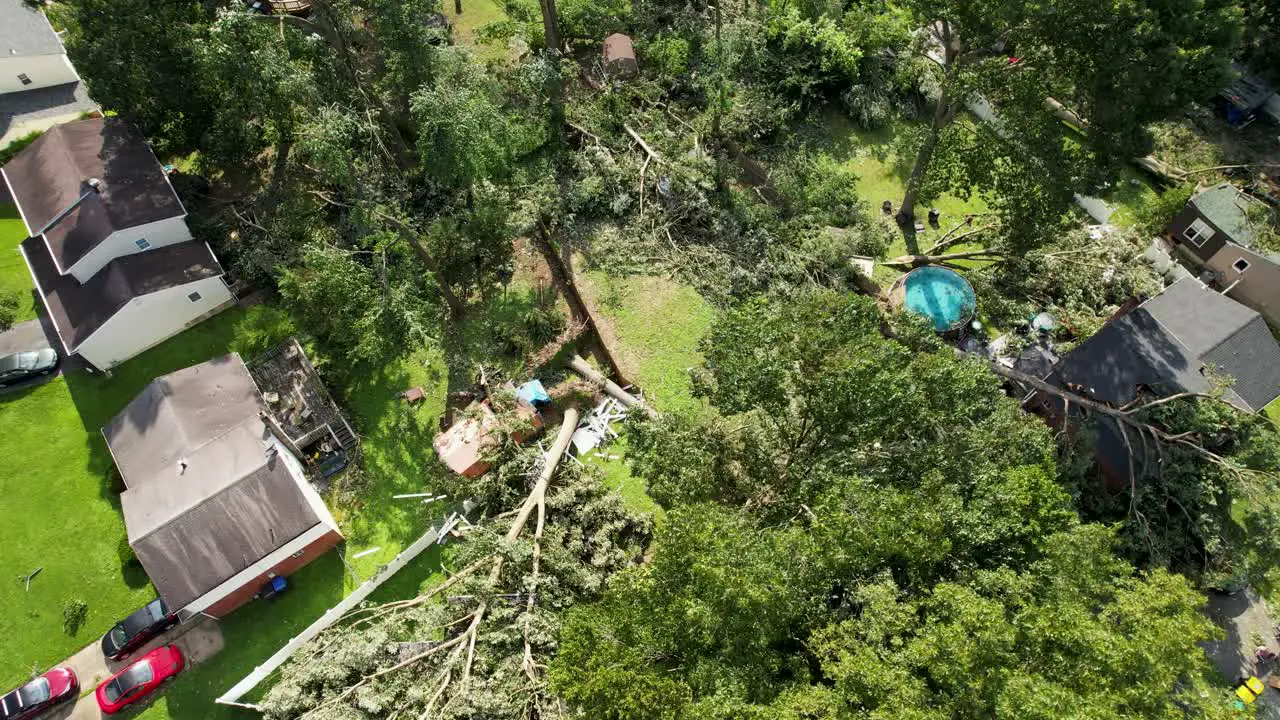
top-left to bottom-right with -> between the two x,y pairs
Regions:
202,528 -> 343,618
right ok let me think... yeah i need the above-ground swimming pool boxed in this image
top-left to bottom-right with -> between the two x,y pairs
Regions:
891,266 -> 977,332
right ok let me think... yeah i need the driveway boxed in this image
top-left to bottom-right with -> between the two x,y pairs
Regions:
0,318 -> 50,356
1202,588 -> 1280,719
43,617 -> 224,720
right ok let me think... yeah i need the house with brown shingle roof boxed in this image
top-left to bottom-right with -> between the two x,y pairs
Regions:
103,353 -> 344,620
3,117 -> 234,370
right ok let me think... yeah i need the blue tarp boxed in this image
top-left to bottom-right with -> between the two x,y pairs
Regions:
517,380 -> 551,407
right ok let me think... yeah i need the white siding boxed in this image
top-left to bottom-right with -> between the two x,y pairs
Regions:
76,275 -> 233,369
0,54 -> 79,94
180,523 -> 331,618
66,215 -> 192,283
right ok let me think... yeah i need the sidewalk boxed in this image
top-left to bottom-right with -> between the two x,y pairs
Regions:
44,616 -> 224,720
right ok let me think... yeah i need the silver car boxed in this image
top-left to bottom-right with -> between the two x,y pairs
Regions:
0,349 -> 59,387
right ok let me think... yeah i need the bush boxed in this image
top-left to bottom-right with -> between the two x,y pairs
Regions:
642,33 -> 691,77
0,291 -> 20,332
117,536 -> 140,568
62,598 -> 88,636
0,130 -> 43,166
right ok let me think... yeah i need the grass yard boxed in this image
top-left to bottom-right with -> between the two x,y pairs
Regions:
442,0 -> 509,62
1265,397 -> 1280,427
0,304 -> 457,715
0,204 -> 37,324
801,113 -> 993,284
1097,165 -> 1161,229
577,271 -> 715,417
0,379 -> 155,688
574,270 -> 715,519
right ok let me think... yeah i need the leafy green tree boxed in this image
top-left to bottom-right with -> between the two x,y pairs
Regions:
894,0 -> 1243,233
61,0 -> 216,152
196,10 -> 322,169
411,52 -> 549,190
278,233 -> 435,366
553,290 -> 1236,719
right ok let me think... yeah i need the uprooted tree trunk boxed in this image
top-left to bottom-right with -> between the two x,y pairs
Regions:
883,248 -> 1006,269
530,218 -> 629,385
567,354 -> 658,419
1043,97 -> 1189,185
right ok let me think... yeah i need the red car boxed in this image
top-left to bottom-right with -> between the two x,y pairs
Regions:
95,645 -> 184,714
0,667 -> 77,719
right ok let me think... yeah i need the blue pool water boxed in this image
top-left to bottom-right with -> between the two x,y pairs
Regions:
902,266 -> 977,332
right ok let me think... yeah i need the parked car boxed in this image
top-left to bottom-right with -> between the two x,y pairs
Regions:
0,349 -> 58,388
0,667 -> 78,720
95,645 -> 184,715
100,598 -> 178,660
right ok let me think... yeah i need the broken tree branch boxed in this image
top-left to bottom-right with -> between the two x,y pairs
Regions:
924,223 -> 999,255
884,248 -> 1005,269
624,125 -> 661,162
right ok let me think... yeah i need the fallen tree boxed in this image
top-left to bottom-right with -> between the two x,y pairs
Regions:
260,404 -> 652,720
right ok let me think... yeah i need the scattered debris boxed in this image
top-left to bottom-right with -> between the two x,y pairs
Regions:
18,567 -> 42,592
571,397 -> 628,456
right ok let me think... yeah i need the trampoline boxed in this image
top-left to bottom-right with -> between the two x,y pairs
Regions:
890,266 -> 977,332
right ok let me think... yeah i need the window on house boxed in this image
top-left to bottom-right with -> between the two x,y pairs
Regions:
135,238 -> 151,250
1233,258 -> 1251,273
290,550 -> 305,559
187,291 -> 202,302
1183,218 -> 1216,247
17,74 -> 31,86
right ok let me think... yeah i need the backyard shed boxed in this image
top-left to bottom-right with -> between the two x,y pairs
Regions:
603,33 -> 638,78
433,398 -> 543,477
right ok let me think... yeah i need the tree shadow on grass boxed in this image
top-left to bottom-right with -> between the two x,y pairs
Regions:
159,552 -> 348,720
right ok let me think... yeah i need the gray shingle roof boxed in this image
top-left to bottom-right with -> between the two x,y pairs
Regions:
0,0 -> 65,58
1053,278 -> 1280,482
105,356 -> 324,610
1057,279 -> 1280,413
1144,278 -> 1280,412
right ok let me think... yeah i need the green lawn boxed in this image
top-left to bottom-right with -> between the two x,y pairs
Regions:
801,114 -> 993,284
0,304 -> 456,715
443,0 -> 509,62
0,378 -> 155,687
0,203 -> 37,324
1098,165 -> 1161,229
573,270 -> 715,518
1265,397 -> 1280,427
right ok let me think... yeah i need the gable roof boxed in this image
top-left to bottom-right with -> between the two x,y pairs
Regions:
104,356 -> 322,610
104,355 -> 266,486
2,117 -> 184,272
0,0 -> 65,58
1055,278 -> 1280,412
21,236 -> 223,350
1190,184 -> 1258,248
1143,278 -> 1280,411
